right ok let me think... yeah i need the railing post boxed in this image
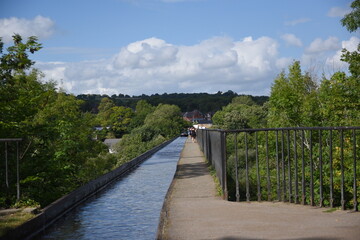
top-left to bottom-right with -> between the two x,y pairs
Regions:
16,141 -> 20,201
340,129 -> 345,210
319,130 -> 323,207
310,130 -> 314,206
276,131 -> 281,201
353,129 -> 358,211
234,133 -> 240,202
266,131 -> 271,201
329,129 -> 334,208
221,131 -> 228,200
245,132 -> 250,201
281,130 -> 286,202
287,130 -> 292,203
301,130 -> 306,205
5,142 -> 9,188
255,132 -> 261,201
294,130 -> 299,204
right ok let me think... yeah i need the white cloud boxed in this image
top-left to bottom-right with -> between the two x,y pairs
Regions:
284,18 -> 311,26
305,37 -> 340,54
281,34 -> 303,47
113,38 -> 178,68
325,36 -> 360,72
36,36 -> 282,96
328,7 -> 351,17
0,15 -> 55,43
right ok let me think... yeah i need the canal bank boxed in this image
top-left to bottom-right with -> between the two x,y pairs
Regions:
159,138 -> 360,240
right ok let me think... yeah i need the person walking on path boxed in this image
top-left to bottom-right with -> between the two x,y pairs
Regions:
189,127 -> 197,143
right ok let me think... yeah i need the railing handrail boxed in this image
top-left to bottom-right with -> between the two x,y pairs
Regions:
203,126 -> 360,133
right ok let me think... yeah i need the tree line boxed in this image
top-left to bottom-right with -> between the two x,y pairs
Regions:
77,91 -> 268,114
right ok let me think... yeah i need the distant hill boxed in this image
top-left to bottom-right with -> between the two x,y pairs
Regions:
76,91 -> 269,113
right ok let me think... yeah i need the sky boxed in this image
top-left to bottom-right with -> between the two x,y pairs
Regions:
0,0 -> 358,96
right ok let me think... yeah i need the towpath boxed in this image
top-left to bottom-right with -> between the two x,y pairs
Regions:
159,138 -> 360,240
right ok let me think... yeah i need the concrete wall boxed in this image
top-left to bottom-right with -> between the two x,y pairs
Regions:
1,138 -> 175,240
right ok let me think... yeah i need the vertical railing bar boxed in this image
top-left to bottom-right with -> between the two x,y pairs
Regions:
287,130 -> 292,203
353,129 -> 358,211
340,129 -> 345,210
301,130 -> 306,205
282,130 -> 286,202
223,131 -> 228,200
266,131 -> 271,201
245,132 -> 250,202
294,130 -> 299,204
310,130 -> 314,206
329,129 -> 334,208
5,142 -> 9,188
235,133 -> 240,202
256,132 -> 261,201
16,141 -> 20,201
276,131 -> 280,201
319,130 -> 323,207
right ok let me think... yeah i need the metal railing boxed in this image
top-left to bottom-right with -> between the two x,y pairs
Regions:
1,138 -> 22,201
197,127 -> 359,211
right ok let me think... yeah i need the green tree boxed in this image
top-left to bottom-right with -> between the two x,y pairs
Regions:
0,35 -> 106,207
144,104 -> 186,138
341,0 -> 360,78
212,96 -> 267,130
268,61 -> 319,127
319,72 -> 360,126
129,100 -> 155,129
110,106 -> 134,137
96,97 -> 116,126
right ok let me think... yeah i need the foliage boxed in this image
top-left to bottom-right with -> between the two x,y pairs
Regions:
77,92 -> 269,114
129,100 -> 155,129
113,103 -> 186,165
95,97 -> 134,138
341,0 -> 360,33
341,0 -> 360,78
212,95 -> 267,129
268,61 -> 319,127
0,35 -> 107,208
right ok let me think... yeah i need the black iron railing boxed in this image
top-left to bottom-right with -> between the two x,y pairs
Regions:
1,138 -> 22,201
197,127 -> 359,211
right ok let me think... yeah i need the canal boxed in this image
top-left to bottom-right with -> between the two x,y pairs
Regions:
37,137 -> 186,240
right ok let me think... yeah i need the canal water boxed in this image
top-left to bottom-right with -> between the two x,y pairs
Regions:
38,137 -> 186,240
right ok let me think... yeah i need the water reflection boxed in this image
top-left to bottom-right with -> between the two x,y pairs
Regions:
38,137 -> 186,240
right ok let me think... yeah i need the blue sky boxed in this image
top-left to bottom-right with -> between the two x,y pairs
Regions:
0,0 -> 358,96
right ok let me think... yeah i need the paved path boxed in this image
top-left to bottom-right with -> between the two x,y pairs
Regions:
159,138 -> 360,240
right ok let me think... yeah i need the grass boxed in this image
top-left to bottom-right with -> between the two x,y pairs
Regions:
323,208 -> 339,213
206,159 -> 223,197
0,210 -> 35,237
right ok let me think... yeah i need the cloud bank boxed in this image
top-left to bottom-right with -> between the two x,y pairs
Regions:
36,34 -> 359,96
0,15 -> 55,43
37,36 -> 283,96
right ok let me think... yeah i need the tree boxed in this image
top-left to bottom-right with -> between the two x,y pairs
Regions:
319,72 -> 360,126
341,0 -> 360,33
110,106 -> 134,137
341,0 -> 360,78
212,95 -> 267,130
129,100 -> 155,129
0,35 -> 106,207
96,97 -> 116,126
268,61 -> 319,127
144,104 -> 186,138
